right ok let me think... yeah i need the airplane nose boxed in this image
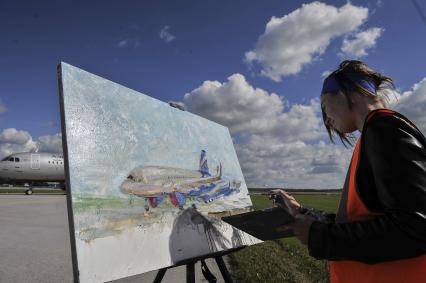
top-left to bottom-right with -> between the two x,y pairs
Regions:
120,180 -> 133,194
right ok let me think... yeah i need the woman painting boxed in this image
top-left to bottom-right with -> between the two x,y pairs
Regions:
271,60 -> 426,283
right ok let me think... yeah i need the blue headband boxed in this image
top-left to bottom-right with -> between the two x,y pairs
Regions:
321,73 -> 376,94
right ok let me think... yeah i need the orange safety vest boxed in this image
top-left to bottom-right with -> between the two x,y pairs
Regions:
330,110 -> 426,283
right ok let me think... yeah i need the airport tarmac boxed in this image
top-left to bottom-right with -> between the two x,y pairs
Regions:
0,195 -> 231,283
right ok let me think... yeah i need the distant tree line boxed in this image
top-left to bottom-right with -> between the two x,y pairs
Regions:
248,187 -> 342,193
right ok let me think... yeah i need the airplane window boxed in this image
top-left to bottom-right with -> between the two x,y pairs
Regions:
1,157 -> 8,161
48,161 -> 50,164
15,158 -> 20,162
9,157 -> 14,162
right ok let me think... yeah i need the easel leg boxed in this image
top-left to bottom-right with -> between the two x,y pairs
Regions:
186,262 -> 195,283
215,257 -> 233,283
153,253 -> 236,283
153,268 -> 167,283
201,259 -> 217,283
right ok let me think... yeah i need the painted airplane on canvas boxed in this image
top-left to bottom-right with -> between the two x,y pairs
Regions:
120,150 -> 241,210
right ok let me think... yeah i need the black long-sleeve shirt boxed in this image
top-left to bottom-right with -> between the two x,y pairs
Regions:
306,110 -> 426,264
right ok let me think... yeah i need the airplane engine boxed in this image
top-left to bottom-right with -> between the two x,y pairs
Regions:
200,183 -> 235,203
148,196 -> 164,208
169,192 -> 186,208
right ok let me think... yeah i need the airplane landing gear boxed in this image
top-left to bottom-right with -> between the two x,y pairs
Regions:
25,183 -> 34,195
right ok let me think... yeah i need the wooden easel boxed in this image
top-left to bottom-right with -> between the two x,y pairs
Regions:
153,247 -> 244,283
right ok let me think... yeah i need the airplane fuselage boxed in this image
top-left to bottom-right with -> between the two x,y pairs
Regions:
119,150 -> 238,209
120,166 -> 221,197
0,152 -> 65,183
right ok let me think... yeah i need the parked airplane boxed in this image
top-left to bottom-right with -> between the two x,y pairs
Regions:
120,150 -> 241,210
0,152 -> 65,194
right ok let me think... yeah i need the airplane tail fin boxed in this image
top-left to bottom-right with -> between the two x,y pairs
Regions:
199,150 -> 210,177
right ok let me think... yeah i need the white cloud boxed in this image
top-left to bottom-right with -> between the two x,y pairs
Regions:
115,25 -> 143,48
184,73 -> 284,134
236,137 -> 351,189
321,70 -> 332,79
0,128 -> 32,144
0,128 -> 37,159
268,99 -> 325,142
118,40 -> 129,47
238,74 -> 426,188
229,76 -> 426,188
183,74 -> 352,188
0,129 -> 62,159
184,73 -> 325,142
340,27 -> 383,58
377,83 -> 401,107
394,77 -> 426,135
0,99 -> 7,113
116,38 -> 141,48
244,2 -> 369,81
37,133 -> 63,153
159,26 -> 176,43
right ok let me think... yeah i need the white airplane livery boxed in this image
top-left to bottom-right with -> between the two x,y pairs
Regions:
120,150 -> 241,210
0,152 -> 65,194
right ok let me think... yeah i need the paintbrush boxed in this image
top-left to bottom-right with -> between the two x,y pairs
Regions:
247,191 -> 296,215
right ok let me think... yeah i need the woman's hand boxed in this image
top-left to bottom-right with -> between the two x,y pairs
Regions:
278,214 -> 315,245
270,189 -> 315,246
269,189 -> 302,216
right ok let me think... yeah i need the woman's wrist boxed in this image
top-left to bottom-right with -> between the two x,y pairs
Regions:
298,205 -> 308,214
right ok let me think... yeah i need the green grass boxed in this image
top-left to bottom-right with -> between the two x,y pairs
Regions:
72,195 -> 140,211
229,193 -> 340,283
71,194 -> 188,212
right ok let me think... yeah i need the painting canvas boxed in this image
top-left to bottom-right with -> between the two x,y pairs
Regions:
58,63 -> 261,282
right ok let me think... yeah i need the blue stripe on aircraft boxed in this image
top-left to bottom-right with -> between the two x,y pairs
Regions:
154,196 -> 165,206
199,185 -> 234,203
175,192 -> 186,207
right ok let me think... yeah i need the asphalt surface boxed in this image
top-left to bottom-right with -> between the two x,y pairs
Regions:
0,195 -> 230,283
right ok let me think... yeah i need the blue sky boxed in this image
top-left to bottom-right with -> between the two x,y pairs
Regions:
1,1 -> 426,188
